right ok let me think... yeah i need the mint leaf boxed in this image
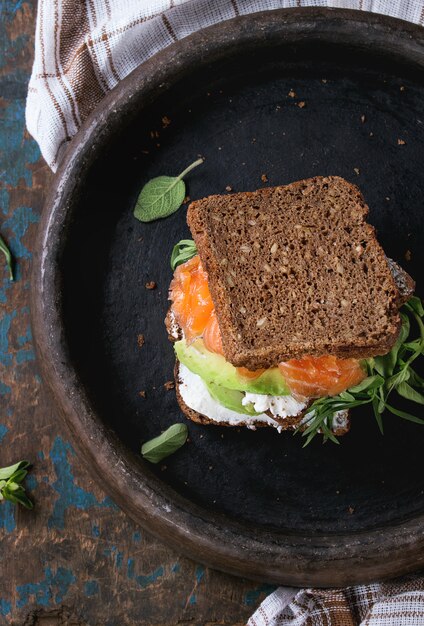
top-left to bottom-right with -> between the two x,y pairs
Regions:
134,159 -> 203,222
0,461 -> 29,481
170,240 -> 197,270
141,423 -> 188,464
0,461 -> 33,509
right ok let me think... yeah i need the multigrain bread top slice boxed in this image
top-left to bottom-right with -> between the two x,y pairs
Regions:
187,176 -> 402,370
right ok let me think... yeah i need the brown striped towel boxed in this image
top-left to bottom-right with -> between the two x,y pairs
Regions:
26,1 -> 424,624
247,577 -> 424,625
26,0 -> 424,171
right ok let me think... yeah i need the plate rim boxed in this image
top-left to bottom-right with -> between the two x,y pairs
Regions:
31,7 -> 424,586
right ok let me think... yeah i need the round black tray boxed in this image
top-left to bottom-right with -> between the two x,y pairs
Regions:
32,8 -> 424,586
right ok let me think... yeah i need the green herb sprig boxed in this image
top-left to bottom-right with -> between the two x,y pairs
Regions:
300,296 -> 424,446
0,233 -> 13,281
170,239 -> 197,271
0,461 -> 33,509
134,158 -> 203,223
141,423 -> 188,464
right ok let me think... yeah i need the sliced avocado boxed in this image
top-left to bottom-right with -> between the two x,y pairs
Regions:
205,381 -> 260,416
175,339 -> 289,396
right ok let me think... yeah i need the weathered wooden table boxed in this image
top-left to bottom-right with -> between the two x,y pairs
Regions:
0,3 -> 274,624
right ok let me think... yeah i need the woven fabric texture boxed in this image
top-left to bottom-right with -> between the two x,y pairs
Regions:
26,0 -> 424,170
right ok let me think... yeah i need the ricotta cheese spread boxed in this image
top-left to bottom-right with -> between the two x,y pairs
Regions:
242,392 -> 307,418
168,310 -> 181,340
178,363 -> 281,429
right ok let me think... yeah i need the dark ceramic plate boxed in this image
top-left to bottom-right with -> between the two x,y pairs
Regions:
32,9 -> 424,586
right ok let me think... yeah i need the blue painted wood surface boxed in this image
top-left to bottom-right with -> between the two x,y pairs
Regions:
0,2 -> 274,623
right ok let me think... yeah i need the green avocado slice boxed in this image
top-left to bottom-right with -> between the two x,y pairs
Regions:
205,380 -> 261,416
175,338 -> 290,396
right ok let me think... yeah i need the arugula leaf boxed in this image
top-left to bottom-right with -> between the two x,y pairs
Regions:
385,404 -> 424,424
134,159 -> 203,223
408,368 -> 424,389
141,423 -> 188,464
397,382 -> 424,405
300,297 -> 424,445
372,396 -> 384,434
373,313 -> 410,377
348,375 -> 384,393
0,233 -> 13,281
406,296 -> 424,317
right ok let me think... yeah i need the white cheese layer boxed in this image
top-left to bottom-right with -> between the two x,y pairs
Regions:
178,363 -> 281,429
242,392 -> 307,418
178,364 -> 349,433
168,310 -> 181,340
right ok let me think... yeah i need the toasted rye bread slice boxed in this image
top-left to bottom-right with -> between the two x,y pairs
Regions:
166,259 -> 413,342
187,176 -> 402,370
174,361 -> 350,435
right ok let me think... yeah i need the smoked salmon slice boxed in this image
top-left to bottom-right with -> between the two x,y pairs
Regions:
278,355 -> 366,398
169,255 -> 214,340
203,311 -> 224,355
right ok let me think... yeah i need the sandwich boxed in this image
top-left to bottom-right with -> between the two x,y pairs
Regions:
165,176 -> 421,442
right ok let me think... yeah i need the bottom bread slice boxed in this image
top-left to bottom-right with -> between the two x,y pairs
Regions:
174,361 -> 350,435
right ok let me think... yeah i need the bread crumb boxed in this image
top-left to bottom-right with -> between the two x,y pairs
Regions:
360,114 -> 366,123
137,334 -> 145,348
297,101 -> 306,108
138,390 -> 146,398
225,185 -> 233,192
288,89 -> 296,98
321,79 -> 327,83
353,168 -> 360,175
385,197 -> 390,201
164,380 -> 175,391
161,115 -> 171,128
161,465 -> 167,471
369,132 -> 374,137
397,138 -> 406,145
183,196 -> 190,204
145,281 -> 157,290
348,506 -> 355,514
400,85 -> 405,91
261,173 -> 268,183
150,130 -> 159,138
405,249 -> 412,261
